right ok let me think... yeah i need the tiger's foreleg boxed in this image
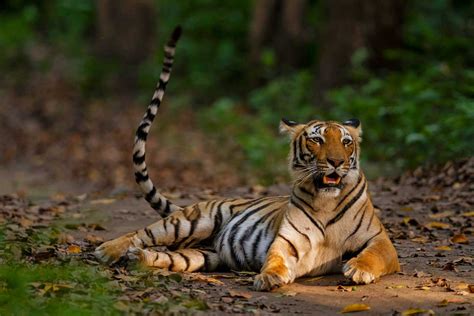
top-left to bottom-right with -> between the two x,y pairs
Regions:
254,208 -> 317,291
126,248 -> 221,272
343,222 -> 400,284
95,201 -> 226,264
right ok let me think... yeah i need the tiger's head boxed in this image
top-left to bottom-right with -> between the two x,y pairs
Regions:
280,118 -> 362,197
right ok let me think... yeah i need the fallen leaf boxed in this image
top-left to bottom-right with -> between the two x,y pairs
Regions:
411,236 -> 428,244
228,290 -> 252,299
67,245 -> 81,254
426,222 -> 450,229
428,211 -> 453,219
451,234 -> 468,244
401,308 -> 434,316
340,303 -> 370,313
462,211 -> 474,217
435,245 -> 452,251
90,198 -> 116,205
192,274 -> 224,286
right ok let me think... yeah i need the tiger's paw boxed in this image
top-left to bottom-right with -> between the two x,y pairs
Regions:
343,258 -> 377,284
254,271 -> 290,291
94,233 -> 139,264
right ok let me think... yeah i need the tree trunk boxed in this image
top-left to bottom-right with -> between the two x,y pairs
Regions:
95,0 -> 156,94
249,0 -> 309,74
316,0 -> 406,99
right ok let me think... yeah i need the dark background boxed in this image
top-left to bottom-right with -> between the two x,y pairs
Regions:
1,0 -> 473,189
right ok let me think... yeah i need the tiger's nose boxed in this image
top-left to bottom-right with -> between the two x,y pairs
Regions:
327,158 -> 344,168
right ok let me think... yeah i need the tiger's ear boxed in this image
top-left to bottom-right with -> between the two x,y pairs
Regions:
343,118 -> 362,136
280,118 -> 304,136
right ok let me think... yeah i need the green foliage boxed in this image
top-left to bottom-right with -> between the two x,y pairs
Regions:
328,66 -> 474,170
139,0 -> 252,100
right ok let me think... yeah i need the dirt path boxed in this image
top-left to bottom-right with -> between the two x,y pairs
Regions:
2,162 -> 473,315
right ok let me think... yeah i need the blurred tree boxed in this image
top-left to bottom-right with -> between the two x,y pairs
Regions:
249,0 -> 310,73
96,0 -> 156,92
316,0 -> 406,100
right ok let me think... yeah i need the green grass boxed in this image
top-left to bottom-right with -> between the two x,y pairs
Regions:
0,223 -> 209,315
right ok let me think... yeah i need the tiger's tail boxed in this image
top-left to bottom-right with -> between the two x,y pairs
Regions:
132,26 -> 183,217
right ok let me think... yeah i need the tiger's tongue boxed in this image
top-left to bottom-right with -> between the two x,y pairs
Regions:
323,174 -> 341,185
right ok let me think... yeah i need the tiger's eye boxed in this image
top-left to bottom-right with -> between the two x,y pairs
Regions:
342,138 -> 352,146
310,137 -> 323,144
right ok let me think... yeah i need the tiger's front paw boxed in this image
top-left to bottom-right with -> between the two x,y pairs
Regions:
254,271 -> 291,291
94,233 -> 139,264
343,257 -> 377,284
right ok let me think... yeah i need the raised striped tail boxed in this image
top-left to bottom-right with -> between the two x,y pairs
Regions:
132,26 -> 183,217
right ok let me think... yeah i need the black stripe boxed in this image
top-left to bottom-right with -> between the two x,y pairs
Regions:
132,152 -> 145,164
210,201 -> 225,237
145,187 -> 157,202
291,198 -> 325,237
151,199 -> 162,210
278,234 -> 299,261
150,98 -> 161,106
136,127 -> 148,140
286,214 -> 311,246
163,61 -> 173,68
242,208 -> 279,269
327,179 -> 366,227
292,190 -> 313,210
176,252 -> 190,271
163,199 -> 171,214
144,227 -> 156,245
366,210 -> 375,231
135,172 -> 148,182
228,201 -> 276,266
166,252 -> 175,271
251,229 -> 264,270
344,203 -> 367,243
196,250 -> 211,271
173,218 -> 180,240
335,175 -> 362,210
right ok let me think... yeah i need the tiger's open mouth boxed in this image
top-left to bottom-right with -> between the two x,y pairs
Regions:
322,172 -> 342,186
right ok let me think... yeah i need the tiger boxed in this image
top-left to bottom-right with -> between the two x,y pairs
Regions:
94,26 -> 400,291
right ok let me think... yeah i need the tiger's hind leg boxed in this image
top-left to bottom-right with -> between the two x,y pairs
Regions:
95,200 -> 234,264
126,248 -> 221,272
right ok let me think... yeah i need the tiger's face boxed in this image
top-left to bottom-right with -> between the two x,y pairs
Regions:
280,118 -> 362,197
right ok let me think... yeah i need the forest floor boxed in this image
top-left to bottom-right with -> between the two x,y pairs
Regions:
1,158 -> 473,315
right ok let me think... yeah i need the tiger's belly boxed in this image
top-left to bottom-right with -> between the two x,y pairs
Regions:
214,200 -> 284,271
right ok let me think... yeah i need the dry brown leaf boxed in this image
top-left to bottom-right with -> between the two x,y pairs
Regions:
228,290 -> 252,299
401,308 -> 434,316
426,221 -> 451,229
19,217 -> 33,228
428,211 -> 453,219
90,198 -> 116,205
411,236 -> 428,244
435,245 -> 452,251
451,234 -> 468,244
67,245 -> 81,254
340,303 -> 370,313
192,274 -> 225,286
